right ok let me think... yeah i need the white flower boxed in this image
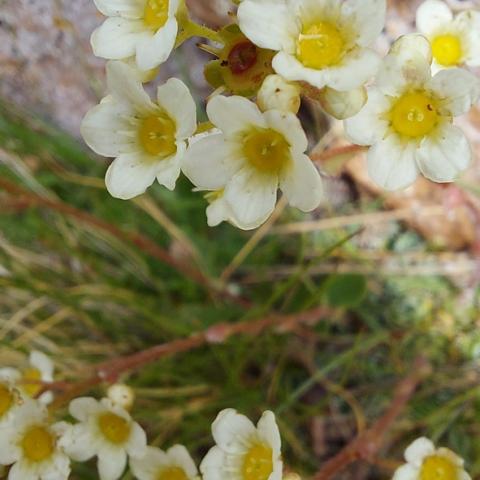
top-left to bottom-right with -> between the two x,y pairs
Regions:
81,61 -> 197,200
130,445 -> 199,480
60,397 -> 147,480
0,400 -> 71,480
344,34 -> 480,190
200,409 -> 282,480
237,0 -> 385,90
182,96 -> 323,230
257,74 -> 301,114
0,350 -> 55,405
416,0 -> 480,71
393,437 -> 471,480
91,0 -> 181,70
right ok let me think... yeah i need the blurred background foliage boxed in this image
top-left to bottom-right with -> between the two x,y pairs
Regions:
1,0 -> 480,479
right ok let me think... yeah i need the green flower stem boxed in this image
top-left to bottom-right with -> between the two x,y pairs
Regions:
175,20 -> 221,48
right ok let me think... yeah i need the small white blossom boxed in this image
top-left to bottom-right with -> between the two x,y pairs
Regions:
130,445 -> 199,480
393,437 -> 471,480
0,400 -> 71,480
237,0 -> 386,91
91,0 -> 181,70
182,96 -> 323,230
81,61 -> 197,200
200,409 -> 282,480
416,0 -> 480,71
344,34 -> 480,190
60,397 -> 147,480
0,350 -> 54,405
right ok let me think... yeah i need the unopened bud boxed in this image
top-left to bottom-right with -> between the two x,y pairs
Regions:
257,74 -> 301,113
107,384 -> 135,411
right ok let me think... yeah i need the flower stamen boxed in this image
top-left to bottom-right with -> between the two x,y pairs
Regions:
419,455 -> 458,480
431,34 -> 462,66
98,412 -> 131,445
139,113 -> 177,157
242,443 -> 273,480
144,0 -> 169,30
21,426 -> 55,462
297,21 -> 345,69
242,127 -> 290,173
390,92 -> 439,138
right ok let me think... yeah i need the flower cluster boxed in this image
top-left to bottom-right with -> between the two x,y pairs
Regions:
0,351 -> 475,479
81,0 -> 480,230
0,352 -> 283,480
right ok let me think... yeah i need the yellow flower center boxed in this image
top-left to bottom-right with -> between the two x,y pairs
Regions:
419,455 -> 458,480
242,127 -> 290,173
242,443 -> 274,480
390,92 -> 439,138
0,384 -> 13,418
144,0 -> 169,30
297,21 -> 345,69
157,466 -> 189,480
22,368 -> 42,397
139,113 -> 177,157
21,426 -> 55,462
98,412 -> 131,445
431,34 -> 462,66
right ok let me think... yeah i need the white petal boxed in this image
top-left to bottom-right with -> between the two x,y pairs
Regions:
155,148 -> 183,191
130,446 -> 167,480
98,448 -> 127,480
225,168 -> 278,230
392,463 -> 419,480
157,78 -> 196,140
237,0 -> 297,52
106,61 -> 157,115
182,134 -> 242,190
93,0 -> 145,18
59,424 -> 97,462
81,96 -> 138,157
273,49 -> 380,91
211,409 -> 256,453
344,88 -> 390,146
167,445 -> 198,478
427,68 -> 480,116
404,437 -> 436,467
376,34 -> 432,97
105,152 -> 160,199
0,368 -> 21,383
205,199 -> 228,227
135,18 -> 178,70
257,411 -> 281,455
341,0 -> 386,47
37,391 -> 54,405
91,18 -> 151,60
29,351 -> 54,379
69,397 -> 101,422
319,86 -> 367,120
280,154 -> 323,212
367,134 -> 419,190
416,123 -> 471,182
39,452 -> 71,480
416,0 -> 453,36
199,446 -> 225,480
0,428 -> 20,464
270,459 -> 283,480
272,52 -> 329,89
126,422 -> 147,458
207,96 -> 266,138
263,110 -> 307,154
455,11 -> 480,67
8,461 -> 36,480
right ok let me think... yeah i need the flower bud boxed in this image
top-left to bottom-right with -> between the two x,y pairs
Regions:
257,74 -> 301,113
107,383 -> 135,411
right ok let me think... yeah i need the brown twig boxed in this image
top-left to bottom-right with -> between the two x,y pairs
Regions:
47,306 -> 330,408
313,357 -> 431,480
0,177 -> 248,306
